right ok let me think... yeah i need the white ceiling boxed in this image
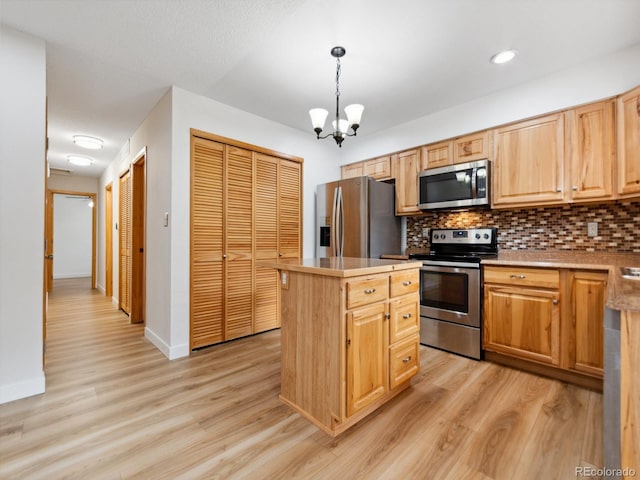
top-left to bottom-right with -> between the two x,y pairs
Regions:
2,0 -> 640,177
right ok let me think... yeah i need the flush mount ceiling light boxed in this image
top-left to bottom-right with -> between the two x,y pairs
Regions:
309,46 -> 364,148
490,49 -> 517,64
73,135 -> 103,149
67,155 -> 93,166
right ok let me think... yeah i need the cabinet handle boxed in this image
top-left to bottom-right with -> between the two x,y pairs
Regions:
572,186 -> 578,191
364,288 -> 376,294
552,299 -> 559,305
510,274 -> 526,279
462,143 -> 471,154
402,313 -> 412,319
402,280 -> 412,286
556,188 -> 562,192
279,253 -> 283,257
385,313 -> 391,320
402,356 -> 412,364
223,254 -> 227,259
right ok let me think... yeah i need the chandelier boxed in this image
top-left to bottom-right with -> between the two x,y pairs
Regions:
309,46 -> 364,147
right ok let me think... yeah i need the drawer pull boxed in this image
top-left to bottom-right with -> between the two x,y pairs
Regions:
510,274 -> 526,279
364,288 -> 376,294
402,356 -> 412,364
402,280 -> 412,286
402,313 -> 412,319
552,299 -> 559,305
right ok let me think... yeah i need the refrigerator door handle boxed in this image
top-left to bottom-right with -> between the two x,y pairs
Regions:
337,186 -> 344,257
331,187 -> 339,256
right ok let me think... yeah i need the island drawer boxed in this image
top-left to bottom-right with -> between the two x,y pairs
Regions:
389,296 -> 419,343
390,270 -> 419,297
483,266 -> 560,289
346,276 -> 389,309
389,334 -> 420,389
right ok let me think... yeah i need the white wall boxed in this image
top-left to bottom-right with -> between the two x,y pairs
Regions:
340,43 -> 640,164
48,173 -> 99,193
165,87 -> 338,358
53,194 -> 93,279
0,27 -> 46,403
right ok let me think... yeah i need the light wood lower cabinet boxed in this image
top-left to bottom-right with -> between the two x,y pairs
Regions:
279,266 -> 420,436
483,265 -> 607,386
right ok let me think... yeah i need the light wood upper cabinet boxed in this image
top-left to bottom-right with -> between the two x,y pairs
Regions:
421,140 -> 452,169
492,113 -> 565,207
454,131 -> 490,164
341,162 -> 364,179
364,155 -> 392,180
341,156 -> 392,181
393,148 -> 421,215
566,100 -> 615,201
617,85 -> 640,197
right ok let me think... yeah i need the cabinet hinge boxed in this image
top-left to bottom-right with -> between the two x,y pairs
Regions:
347,338 -> 351,347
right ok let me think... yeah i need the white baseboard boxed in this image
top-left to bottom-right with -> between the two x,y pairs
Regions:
53,273 -> 92,279
144,327 -> 189,360
0,372 -> 46,404
96,283 -> 105,295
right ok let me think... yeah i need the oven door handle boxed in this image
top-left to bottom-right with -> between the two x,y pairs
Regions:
421,261 -> 480,270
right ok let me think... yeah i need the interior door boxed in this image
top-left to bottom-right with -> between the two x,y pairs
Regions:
45,189 -> 54,291
130,154 -> 146,324
254,153 -> 279,333
119,169 -> 132,315
224,145 -> 254,340
191,137 -> 225,348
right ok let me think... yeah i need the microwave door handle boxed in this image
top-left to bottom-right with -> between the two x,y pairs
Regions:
471,167 -> 478,199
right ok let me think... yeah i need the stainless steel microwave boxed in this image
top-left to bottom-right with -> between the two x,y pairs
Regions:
418,159 -> 490,210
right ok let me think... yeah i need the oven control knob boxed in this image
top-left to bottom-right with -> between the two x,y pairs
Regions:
433,234 -> 439,240
484,233 -> 490,239
475,233 -> 481,239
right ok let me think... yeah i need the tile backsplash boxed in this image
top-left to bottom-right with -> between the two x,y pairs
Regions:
407,201 -> 640,252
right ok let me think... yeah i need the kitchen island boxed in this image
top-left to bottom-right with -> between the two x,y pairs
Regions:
270,257 -> 422,436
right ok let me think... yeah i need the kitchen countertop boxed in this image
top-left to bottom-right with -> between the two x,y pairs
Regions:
266,257 -> 422,278
482,250 -> 640,312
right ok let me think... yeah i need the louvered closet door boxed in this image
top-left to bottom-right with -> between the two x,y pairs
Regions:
279,160 -> 302,258
224,146 -> 254,340
254,153 -> 279,332
119,170 -> 132,314
191,138 -> 225,349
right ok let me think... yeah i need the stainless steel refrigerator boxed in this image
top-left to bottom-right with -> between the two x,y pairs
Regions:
316,176 -> 401,258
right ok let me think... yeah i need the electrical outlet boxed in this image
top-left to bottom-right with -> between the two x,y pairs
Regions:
422,227 -> 430,238
587,222 -> 598,237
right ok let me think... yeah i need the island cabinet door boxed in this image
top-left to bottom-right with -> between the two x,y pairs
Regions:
347,302 -> 388,417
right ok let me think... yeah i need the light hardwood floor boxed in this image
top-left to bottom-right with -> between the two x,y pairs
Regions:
1,278 -> 603,479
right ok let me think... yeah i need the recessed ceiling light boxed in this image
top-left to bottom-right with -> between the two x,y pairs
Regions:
490,49 -> 517,64
73,135 -> 103,149
67,155 -> 93,166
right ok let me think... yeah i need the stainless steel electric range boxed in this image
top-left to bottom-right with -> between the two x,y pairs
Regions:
410,227 -> 498,360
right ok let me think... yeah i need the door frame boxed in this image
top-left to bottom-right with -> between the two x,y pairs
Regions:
48,189 -> 98,289
105,182 -> 113,298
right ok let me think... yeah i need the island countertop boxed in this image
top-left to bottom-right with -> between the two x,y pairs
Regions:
481,250 -> 640,312
265,257 -> 422,278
